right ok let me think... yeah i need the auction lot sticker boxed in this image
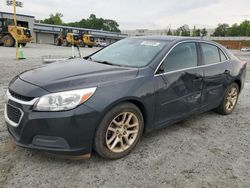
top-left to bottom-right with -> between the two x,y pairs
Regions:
141,41 -> 160,47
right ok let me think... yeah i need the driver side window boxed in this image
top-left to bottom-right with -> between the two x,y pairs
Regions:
159,42 -> 198,73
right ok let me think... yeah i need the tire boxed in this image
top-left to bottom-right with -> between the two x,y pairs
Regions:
216,83 -> 239,115
88,45 -> 93,48
94,102 -> 144,160
55,38 -> 61,46
3,35 -> 15,47
62,39 -> 68,47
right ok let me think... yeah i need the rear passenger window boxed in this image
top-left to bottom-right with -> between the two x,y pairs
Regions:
219,49 -> 227,61
201,43 -> 220,65
161,42 -> 197,73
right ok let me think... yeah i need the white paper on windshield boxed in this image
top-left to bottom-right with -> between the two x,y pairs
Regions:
141,41 -> 160,47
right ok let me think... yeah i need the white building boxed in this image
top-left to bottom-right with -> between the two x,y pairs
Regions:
123,28 -> 215,37
122,29 -> 170,37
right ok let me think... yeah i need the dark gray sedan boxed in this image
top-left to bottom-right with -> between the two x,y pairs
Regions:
5,36 -> 246,159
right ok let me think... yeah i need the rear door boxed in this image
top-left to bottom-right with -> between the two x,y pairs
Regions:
199,42 -> 230,111
154,42 -> 204,127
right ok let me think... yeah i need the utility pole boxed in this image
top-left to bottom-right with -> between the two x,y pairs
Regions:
6,0 -> 24,59
13,0 -> 18,59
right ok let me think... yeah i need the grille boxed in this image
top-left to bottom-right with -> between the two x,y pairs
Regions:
9,90 -> 34,101
6,104 -> 22,124
24,29 -> 31,37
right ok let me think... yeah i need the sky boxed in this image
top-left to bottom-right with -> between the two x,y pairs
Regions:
1,0 -> 250,30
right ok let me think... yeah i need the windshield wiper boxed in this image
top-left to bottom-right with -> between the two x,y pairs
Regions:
93,60 -> 122,67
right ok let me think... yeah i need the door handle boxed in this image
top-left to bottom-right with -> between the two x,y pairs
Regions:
192,77 -> 202,82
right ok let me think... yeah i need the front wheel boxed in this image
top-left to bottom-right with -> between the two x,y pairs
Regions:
94,103 -> 144,159
3,35 -> 15,47
216,83 -> 239,115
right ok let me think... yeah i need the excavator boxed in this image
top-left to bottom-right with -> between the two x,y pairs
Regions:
0,18 -> 32,47
55,28 -> 81,46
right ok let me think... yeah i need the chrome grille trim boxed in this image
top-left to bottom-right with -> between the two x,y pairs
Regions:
4,104 -> 24,127
6,90 -> 38,105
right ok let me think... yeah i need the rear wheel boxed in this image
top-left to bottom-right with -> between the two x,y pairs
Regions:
94,103 -> 144,159
216,83 -> 239,115
3,35 -> 15,47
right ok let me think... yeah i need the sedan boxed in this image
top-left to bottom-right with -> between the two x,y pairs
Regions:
5,36 -> 247,159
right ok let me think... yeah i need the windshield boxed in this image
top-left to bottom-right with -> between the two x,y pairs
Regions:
91,38 -> 169,67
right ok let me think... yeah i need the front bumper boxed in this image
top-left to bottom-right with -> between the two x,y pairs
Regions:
5,97 -> 101,155
18,37 -> 32,43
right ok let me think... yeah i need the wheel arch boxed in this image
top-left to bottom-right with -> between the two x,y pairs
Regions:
100,97 -> 148,133
234,79 -> 242,91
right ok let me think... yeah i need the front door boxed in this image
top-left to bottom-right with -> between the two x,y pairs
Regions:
154,42 -> 203,127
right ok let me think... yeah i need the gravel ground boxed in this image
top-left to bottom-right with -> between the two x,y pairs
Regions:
0,43 -> 250,188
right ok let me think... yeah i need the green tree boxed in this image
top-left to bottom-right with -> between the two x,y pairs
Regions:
238,20 -> 250,36
176,25 -> 190,36
201,28 -> 208,37
41,13 -> 121,32
42,13 -> 63,25
67,14 -> 120,32
212,21 -> 250,36
212,23 -> 229,36
167,28 -> 172,35
103,19 -> 120,32
192,26 -> 201,37
227,23 -> 239,36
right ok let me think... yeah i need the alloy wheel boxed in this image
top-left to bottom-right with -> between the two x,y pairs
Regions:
225,86 -> 238,112
105,112 -> 139,153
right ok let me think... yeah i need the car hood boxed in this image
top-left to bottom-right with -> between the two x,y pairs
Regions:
19,59 -> 139,93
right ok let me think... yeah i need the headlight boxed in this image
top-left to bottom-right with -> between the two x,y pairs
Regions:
34,87 -> 96,111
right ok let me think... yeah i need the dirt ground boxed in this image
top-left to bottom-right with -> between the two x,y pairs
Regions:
0,44 -> 250,188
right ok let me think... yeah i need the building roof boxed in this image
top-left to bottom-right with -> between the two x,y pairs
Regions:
34,23 -> 126,36
34,23 -> 127,39
0,11 -> 35,18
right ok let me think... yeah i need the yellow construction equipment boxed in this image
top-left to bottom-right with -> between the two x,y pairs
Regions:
79,31 -> 96,48
55,28 -> 81,47
0,18 -> 32,47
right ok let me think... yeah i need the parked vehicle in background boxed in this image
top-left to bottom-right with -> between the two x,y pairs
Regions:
55,28 -> 81,47
79,31 -> 96,48
0,18 -> 32,47
5,36 -> 246,160
96,39 -> 107,47
241,47 -> 250,52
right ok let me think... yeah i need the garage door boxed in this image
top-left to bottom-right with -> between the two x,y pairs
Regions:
36,33 -> 55,44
